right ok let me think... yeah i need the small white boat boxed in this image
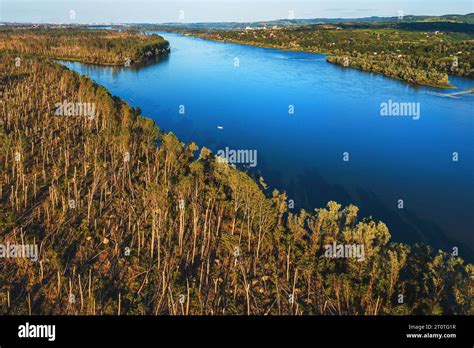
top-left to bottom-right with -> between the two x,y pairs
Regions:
217,126 -> 224,130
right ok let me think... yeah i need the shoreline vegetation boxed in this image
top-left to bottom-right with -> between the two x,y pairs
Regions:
177,34 -> 457,89
0,28 -> 473,315
158,23 -> 473,89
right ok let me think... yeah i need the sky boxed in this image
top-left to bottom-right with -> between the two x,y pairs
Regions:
1,0 -> 473,24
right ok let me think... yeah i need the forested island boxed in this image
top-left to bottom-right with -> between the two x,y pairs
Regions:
0,28 -> 472,315
174,21 -> 473,88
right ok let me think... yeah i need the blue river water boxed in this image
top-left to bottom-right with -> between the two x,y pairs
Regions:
61,32 -> 474,260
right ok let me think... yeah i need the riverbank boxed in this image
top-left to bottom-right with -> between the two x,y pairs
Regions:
180,28 -> 470,89
185,33 -> 455,88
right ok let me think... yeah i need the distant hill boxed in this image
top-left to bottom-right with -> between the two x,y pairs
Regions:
142,13 -> 474,30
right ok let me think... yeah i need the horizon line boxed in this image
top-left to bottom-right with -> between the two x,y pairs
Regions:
1,12 -> 473,26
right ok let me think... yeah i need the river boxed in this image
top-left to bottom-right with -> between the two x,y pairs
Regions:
61,31 -> 474,260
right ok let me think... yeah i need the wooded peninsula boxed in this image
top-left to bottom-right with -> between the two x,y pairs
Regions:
0,28 -> 170,65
